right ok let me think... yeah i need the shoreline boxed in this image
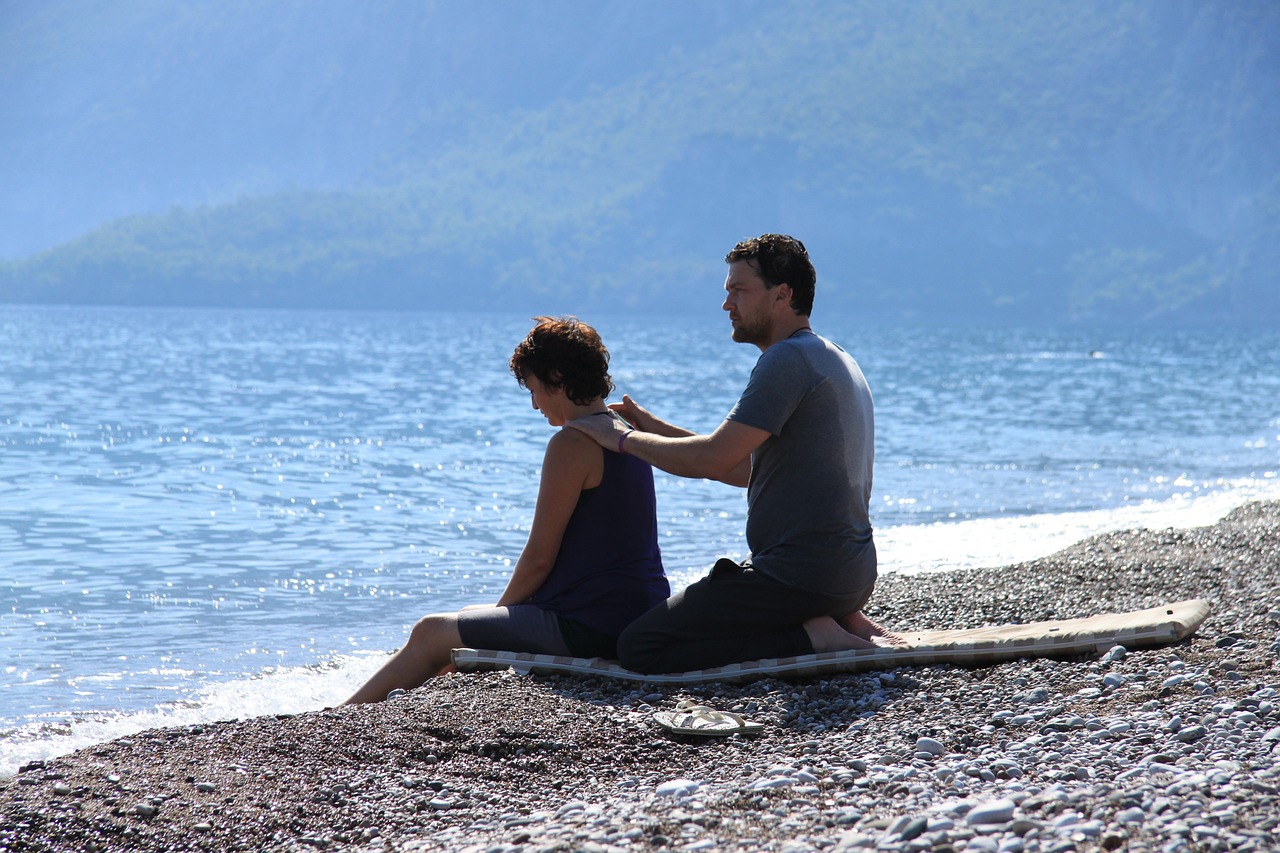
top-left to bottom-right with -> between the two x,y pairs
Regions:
4,501 -> 1278,852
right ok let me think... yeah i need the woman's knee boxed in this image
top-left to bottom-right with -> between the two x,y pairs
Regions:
408,612 -> 457,647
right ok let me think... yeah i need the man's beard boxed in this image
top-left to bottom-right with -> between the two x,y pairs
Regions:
731,314 -> 771,345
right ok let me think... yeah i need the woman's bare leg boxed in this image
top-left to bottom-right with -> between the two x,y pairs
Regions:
344,612 -> 463,704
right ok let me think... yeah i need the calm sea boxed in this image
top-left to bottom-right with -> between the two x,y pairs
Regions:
2,305 -> 1278,773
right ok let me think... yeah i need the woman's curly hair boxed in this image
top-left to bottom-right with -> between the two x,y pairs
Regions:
509,316 -> 614,405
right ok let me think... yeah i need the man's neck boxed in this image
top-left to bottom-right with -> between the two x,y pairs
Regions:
756,316 -> 811,351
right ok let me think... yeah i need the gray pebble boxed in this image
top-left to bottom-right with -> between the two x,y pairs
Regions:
1175,725 -> 1208,743
915,736 -> 945,756
966,798 -> 1017,825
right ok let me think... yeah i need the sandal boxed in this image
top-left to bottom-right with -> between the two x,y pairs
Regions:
653,699 -> 765,737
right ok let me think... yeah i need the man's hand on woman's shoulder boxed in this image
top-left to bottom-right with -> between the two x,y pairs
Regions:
565,411 -> 628,449
609,394 -> 653,432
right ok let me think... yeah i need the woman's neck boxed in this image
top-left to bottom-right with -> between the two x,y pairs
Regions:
564,399 -> 609,420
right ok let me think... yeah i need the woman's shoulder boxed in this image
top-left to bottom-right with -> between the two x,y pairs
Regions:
544,426 -> 606,488
549,425 -> 600,450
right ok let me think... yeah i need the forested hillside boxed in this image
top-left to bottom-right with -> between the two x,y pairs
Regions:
2,0 -> 1277,323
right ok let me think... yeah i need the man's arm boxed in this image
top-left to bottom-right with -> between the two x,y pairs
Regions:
571,402 -> 766,488
608,394 -> 692,439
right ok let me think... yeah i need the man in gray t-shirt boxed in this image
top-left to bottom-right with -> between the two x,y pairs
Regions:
728,326 -> 875,598
570,233 -> 895,674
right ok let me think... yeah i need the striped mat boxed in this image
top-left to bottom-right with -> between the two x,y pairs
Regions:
451,599 -> 1211,685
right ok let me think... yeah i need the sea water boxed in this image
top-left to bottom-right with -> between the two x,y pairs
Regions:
2,304 -> 1278,774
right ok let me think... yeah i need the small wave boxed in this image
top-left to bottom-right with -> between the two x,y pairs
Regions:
0,653 -> 385,777
877,476 -> 1280,575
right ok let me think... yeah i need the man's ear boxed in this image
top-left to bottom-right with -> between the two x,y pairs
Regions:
774,283 -> 792,305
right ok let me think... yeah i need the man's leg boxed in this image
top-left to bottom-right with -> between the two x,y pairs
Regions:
618,561 -> 870,674
839,610 -> 906,646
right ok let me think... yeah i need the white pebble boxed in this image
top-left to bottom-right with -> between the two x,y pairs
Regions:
656,779 -> 700,797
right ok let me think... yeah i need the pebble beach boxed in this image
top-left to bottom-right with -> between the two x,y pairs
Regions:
3,500 -> 1279,853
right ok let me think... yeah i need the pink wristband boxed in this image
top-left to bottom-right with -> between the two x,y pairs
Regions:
617,429 -> 634,455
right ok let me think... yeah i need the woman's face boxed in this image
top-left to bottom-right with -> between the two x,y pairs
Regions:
524,374 -> 569,427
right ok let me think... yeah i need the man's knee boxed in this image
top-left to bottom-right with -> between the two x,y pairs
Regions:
617,619 -> 665,674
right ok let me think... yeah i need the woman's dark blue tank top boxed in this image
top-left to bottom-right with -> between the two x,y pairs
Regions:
526,447 -> 668,638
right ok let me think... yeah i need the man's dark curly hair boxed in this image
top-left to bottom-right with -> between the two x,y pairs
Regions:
509,316 -> 614,405
724,233 -> 816,316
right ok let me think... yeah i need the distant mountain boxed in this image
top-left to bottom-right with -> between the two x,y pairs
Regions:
2,0 -> 1277,324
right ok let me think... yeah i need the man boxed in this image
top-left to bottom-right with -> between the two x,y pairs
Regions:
570,233 -> 894,674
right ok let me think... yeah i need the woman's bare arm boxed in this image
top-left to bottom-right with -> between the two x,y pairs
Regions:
495,429 -> 597,606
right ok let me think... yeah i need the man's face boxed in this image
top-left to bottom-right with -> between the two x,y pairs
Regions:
723,259 -> 777,345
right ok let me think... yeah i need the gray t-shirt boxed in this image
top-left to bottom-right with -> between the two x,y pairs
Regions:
726,328 -> 875,596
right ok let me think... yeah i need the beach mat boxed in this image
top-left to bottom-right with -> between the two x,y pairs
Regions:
451,598 -> 1211,685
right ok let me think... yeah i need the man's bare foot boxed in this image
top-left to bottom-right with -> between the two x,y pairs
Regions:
803,616 -> 880,653
839,611 -> 908,647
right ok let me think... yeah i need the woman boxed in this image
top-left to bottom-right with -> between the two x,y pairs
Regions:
346,316 -> 668,704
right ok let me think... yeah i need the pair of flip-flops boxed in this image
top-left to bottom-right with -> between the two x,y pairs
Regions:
653,699 -> 765,737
